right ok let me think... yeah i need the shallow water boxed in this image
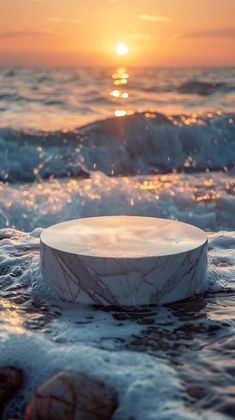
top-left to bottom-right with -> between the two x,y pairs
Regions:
0,227 -> 234,419
0,66 -> 234,419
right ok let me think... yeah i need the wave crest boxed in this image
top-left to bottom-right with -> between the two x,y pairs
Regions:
0,112 -> 234,182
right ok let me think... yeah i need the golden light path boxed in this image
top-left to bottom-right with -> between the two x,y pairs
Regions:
110,67 -> 130,117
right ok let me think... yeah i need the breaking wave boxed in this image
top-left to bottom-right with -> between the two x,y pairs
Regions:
0,112 -> 234,182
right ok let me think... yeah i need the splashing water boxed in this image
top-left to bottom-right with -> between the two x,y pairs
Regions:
0,66 -> 235,419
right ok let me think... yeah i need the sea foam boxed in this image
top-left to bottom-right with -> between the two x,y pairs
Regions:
0,227 -> 234,419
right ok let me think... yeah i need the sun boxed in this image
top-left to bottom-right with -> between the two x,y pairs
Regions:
116,43 -> 128,56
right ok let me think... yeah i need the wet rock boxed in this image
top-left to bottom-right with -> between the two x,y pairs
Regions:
0,366 -> 24,406
217,401 -> 235,418
25,371 -> 118,420
186,384 -> 208,400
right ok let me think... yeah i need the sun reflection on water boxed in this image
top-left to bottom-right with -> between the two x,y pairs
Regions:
110,68 -> 131,118
0,300 -> 25,335
114,110 -> 127,117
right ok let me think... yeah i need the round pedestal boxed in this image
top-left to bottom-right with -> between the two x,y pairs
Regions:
40,216 -> 208,306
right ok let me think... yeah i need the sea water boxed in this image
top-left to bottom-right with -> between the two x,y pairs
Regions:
0,67 -> 234,419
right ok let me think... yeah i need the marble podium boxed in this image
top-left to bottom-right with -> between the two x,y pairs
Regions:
40,216 -> 208,306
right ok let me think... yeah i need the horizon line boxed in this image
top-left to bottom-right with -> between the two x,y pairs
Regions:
0,64 -> 235,69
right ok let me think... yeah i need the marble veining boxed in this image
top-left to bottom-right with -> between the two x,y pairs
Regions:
40,216 -> 208,306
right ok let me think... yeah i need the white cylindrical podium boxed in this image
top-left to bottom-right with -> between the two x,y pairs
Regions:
40,216 -> 208,306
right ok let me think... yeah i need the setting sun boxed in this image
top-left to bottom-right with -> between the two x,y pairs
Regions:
116,43 -> 128,56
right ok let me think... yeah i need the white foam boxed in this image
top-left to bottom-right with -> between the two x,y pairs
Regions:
1,332 -> 202,420
0,171 -> 234,232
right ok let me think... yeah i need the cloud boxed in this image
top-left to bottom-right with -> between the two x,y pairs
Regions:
67,18 -> 81,24
0,31 -> 53,39
126,33 -> 154,41
45,17 -> 80,24
46,16 -> 62,23
183,28 -> 235,38
139,14 -> 172,23
46,17 -> 62,23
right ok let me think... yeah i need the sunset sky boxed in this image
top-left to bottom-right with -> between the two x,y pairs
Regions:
0,0 -> 235,67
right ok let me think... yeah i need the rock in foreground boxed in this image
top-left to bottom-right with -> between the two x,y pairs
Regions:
0,366 -> 24,407
25,371 -> 118,420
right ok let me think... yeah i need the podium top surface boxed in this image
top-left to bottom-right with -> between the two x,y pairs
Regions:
40,216 -> 207,259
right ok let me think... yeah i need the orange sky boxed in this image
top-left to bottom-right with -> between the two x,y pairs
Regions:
0,0 -> 235,66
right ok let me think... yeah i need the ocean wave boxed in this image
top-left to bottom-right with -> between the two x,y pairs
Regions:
177,80 -> 227,95
0,112 -> 234,182
0,93 -> 28,102
132,80 -> 234,96
0,92 -> 60,105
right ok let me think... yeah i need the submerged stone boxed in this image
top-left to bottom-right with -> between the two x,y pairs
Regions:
25,370 -> 118,420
